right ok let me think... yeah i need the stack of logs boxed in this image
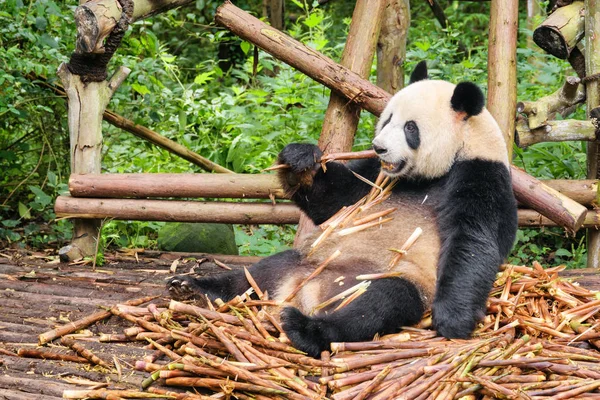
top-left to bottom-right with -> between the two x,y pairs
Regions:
17,261 -> 600,399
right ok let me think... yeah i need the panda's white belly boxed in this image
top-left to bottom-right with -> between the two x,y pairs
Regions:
284,191 -> 441,312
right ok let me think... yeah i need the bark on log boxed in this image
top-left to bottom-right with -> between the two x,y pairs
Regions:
376,0 -> 410,94
214,1 -> 391,118
515,117 -> 596,147
533,1 -> 585,59
511,167 -> 588,233
57,63 -> 129,260
68,173 -> 600,206
55,196 -> 301,224
517,76 -> 585,129
488,0 -> 519,157
69,173 -> 284,199
585,0 -> 600,267
75,0 -> 195,54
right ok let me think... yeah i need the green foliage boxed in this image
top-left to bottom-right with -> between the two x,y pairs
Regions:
0,0 -> 592,264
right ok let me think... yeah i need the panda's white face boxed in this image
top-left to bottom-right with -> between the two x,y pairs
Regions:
372,80 -> 507,179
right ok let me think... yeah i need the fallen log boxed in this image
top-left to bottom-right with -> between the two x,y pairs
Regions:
533,1 -> 585,59
55,196 -> 301,224
214,1 -> 587,232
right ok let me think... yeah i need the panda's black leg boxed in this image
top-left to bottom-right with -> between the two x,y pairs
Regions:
167,250 -> 303,303
281,278 -> 425,357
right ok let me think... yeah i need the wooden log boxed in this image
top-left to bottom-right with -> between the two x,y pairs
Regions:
488,0 -> 519,157
515,117 -> 596,147
512,167 -> 588,233
214,1 -> 391,118
68,173 -> 600,206
424,0 -> 447,28
75,0 -> 195,53
517,76 -> 586,130
103,111 -> 233,173
377,0 -> 410,94
519,209 -> 600,227
586,0 -> 600,267
55,196 -> 301,224
69,173 -> 283,199
57,63 -> 129,260
533,1 -> 585,59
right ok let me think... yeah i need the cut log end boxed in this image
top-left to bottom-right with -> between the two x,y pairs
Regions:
533,26 -> 569,59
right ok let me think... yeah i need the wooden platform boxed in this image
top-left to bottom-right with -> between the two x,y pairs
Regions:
1,249 -> 599,399
0,250 -> 256,399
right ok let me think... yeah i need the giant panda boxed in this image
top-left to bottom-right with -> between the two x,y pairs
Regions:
167,62 -> 518,357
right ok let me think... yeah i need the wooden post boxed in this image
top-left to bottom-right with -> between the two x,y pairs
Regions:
57,64 -> 130,261
487,0 -> 519,157
533,1 -> 585,59
586,0 -> 600,267
263,0 -> 284,30
376,0 -> 410,94
295,0 -> 386,245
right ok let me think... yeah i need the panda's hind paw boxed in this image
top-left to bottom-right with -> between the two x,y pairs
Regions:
166,275 -> 205,301
432,306 -> 477,339
281,307 -> 327,358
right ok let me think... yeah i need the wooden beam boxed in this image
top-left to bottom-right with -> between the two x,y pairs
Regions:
55,195 -> 600,228
69,173 -> 285,199
68,173 -> 599,207
586,0 -> 600,267
487,0 -> 519,157
55,197 -> 300,224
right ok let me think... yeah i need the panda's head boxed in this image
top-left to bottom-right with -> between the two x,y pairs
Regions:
372,62 -> 508,179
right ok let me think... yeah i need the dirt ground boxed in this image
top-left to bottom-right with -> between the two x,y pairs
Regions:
0,248 -> 258,399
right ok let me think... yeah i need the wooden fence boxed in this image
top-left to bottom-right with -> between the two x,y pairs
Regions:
55,0 -> 600,265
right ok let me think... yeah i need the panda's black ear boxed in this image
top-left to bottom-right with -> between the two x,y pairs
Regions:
409,61 -> 428,84
451,82 -> 485,117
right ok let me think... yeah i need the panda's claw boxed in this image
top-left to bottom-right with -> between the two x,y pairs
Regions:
166,275 -> 203,301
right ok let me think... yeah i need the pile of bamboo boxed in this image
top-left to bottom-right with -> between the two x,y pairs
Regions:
44,261 -> 600,399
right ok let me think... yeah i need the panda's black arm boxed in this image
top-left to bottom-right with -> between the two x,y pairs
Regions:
432,159 -> 517,339
278,144 -> 381,225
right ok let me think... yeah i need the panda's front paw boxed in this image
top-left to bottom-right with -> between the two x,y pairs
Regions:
280,307 -> 327,358
278,144 -> 323,174
166,275 -> 206,301
431,300 -> 477,339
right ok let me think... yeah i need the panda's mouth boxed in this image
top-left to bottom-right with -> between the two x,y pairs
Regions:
380,159 -> 406,175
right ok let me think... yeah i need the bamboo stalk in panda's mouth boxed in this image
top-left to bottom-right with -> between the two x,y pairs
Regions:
263,150 -> 378,171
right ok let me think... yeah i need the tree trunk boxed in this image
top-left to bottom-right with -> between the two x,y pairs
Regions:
586,0 -> 600,267
377,0 -> 410,94
487,0 -> 519,157
57,63 -> 129,260
263,0 -> 284,30
515,117 -> 596,147
55,197 -> 300,224
75,0 -> 195,53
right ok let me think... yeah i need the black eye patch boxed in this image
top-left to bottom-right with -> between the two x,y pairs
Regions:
381,113 -> 393,130
404,120 -> 420,150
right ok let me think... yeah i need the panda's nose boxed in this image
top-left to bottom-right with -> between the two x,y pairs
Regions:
372,143 -> 387,155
